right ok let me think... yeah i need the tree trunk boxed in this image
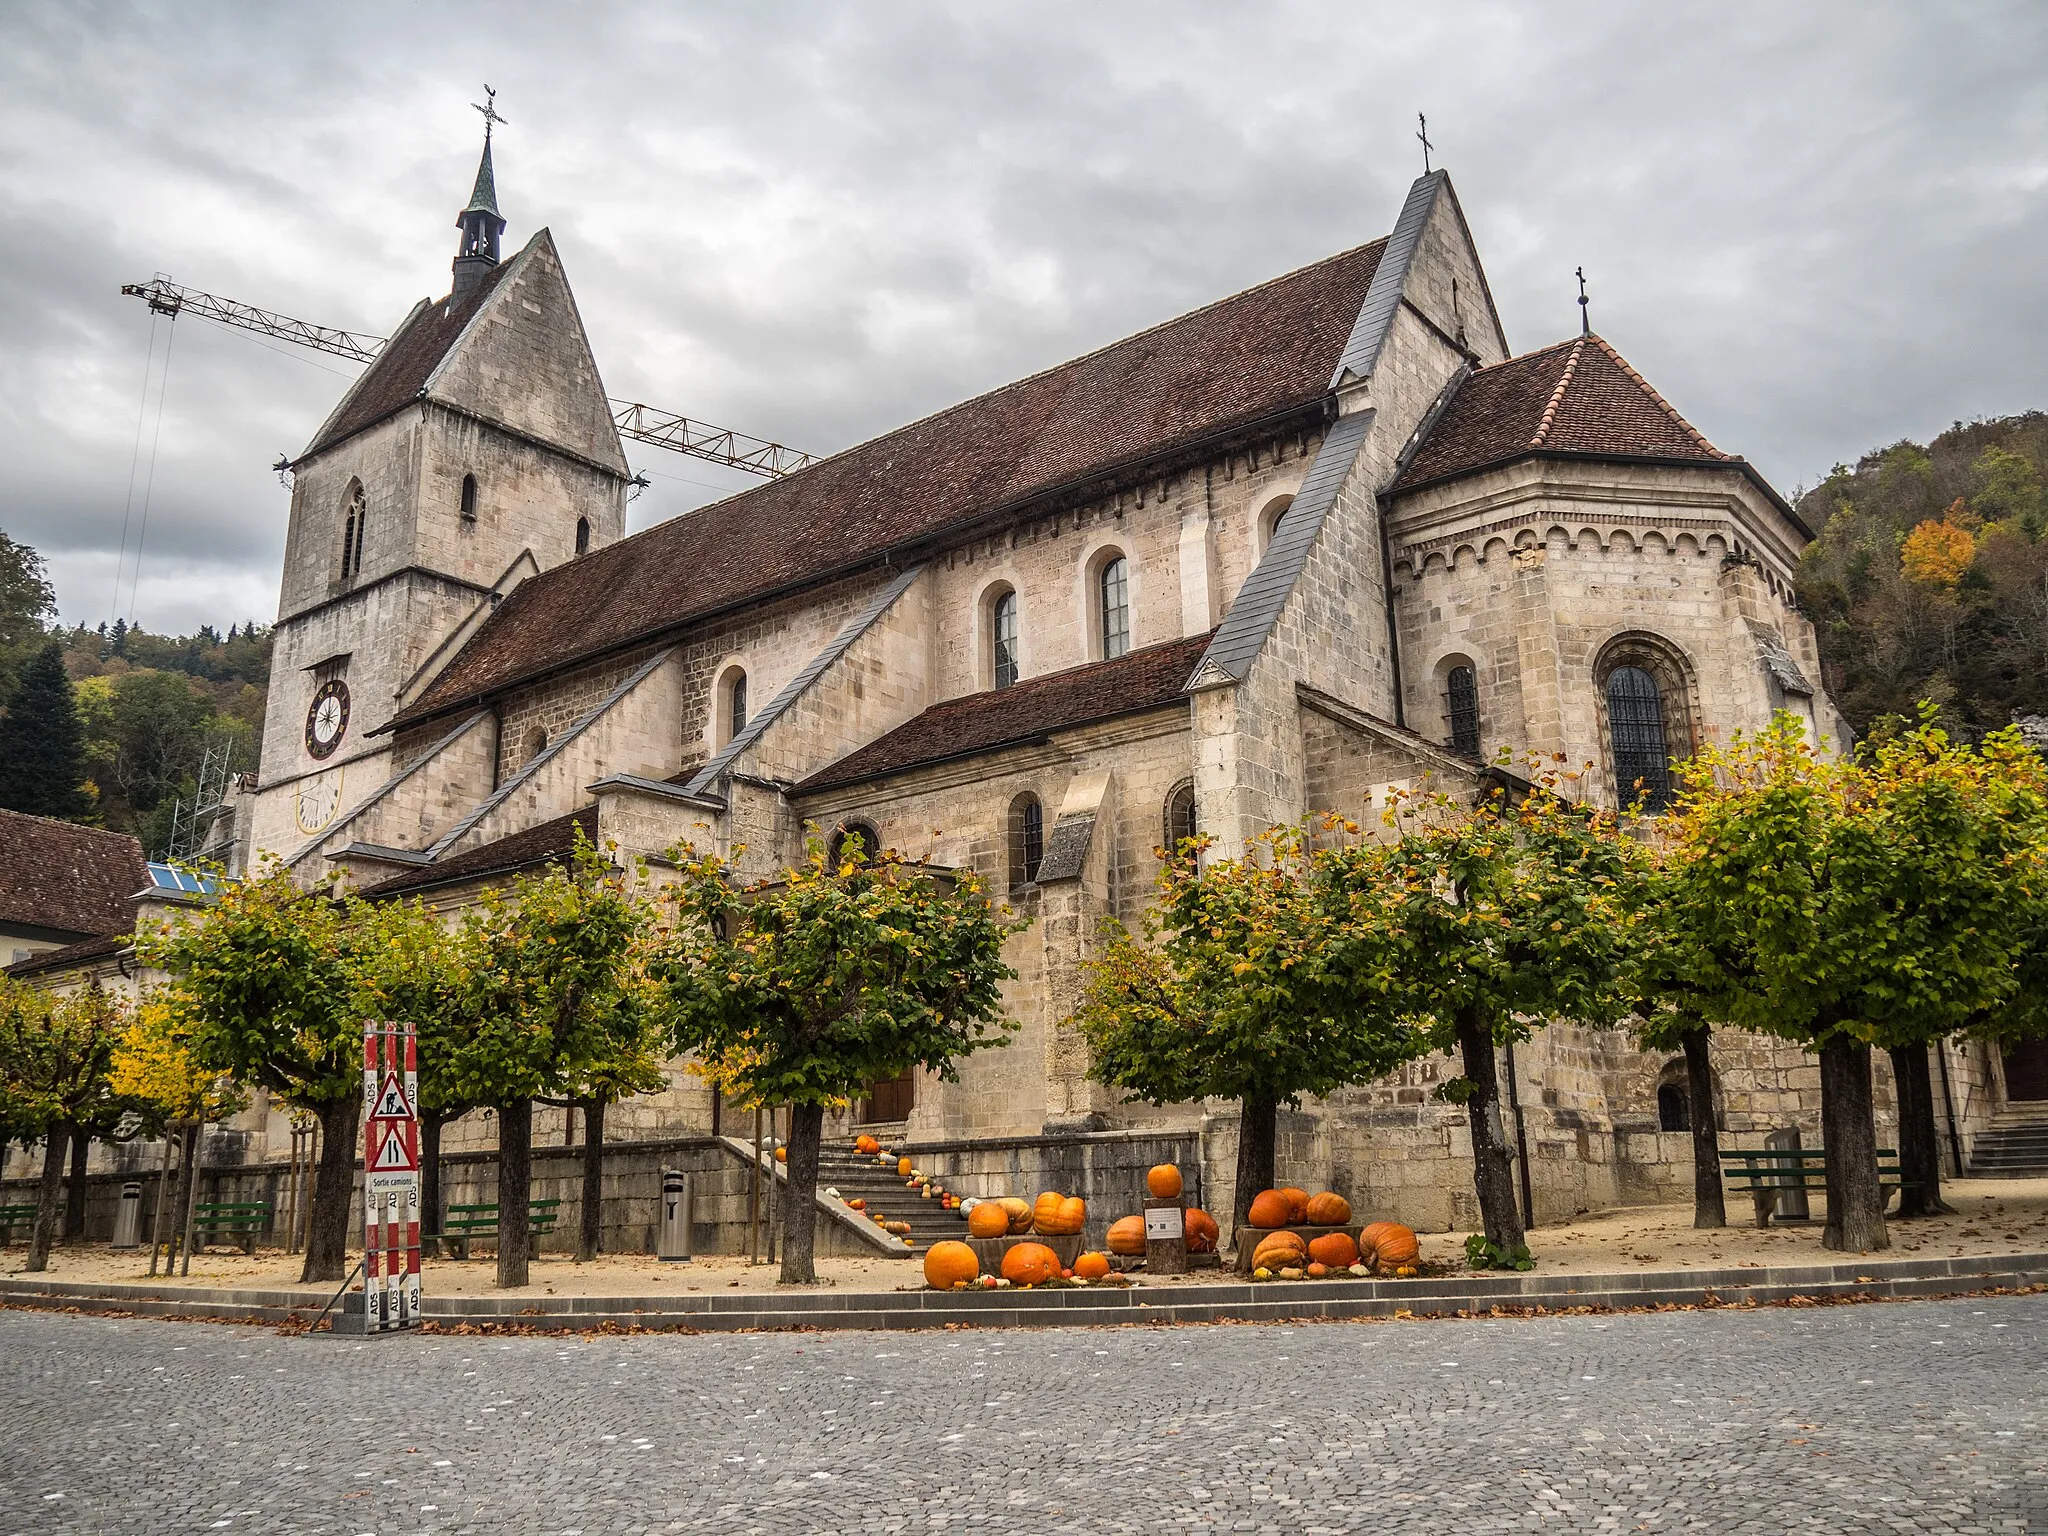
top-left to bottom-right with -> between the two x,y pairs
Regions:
301,1096 -> 361,1283
1231,1091 -> 1279,1245
63,1123 -> 90,1243
778,1101 -> 824,1285
1887,1041 -> 1952,1217
577,1098 -> 605,1263
495,1100 -> 533,1289
420,1110 -> 445,1247
24,1124 -> 70,1273
1457,1009 -> 1524,1252
1819,1035 -> 1890,1253
1680,1026 -> 1726,1230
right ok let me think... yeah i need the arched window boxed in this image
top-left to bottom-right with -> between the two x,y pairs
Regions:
1257,494 -> 1295,558
716,664 -> 748,747
1657,1083 -> 1690,1132
1098,554 -> 1130,660
1445,664 -> 1481,758
340,484 -> 367,579
1606,665 -> 1672,812
1009,793 -> 1043,888
827,819 -> 881,866
575,517 -> 591,557
1164,779 -> 1198,855
460,473 -> 478,522
991,588 -> 1019,691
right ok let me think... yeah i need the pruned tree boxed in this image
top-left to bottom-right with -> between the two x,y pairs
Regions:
1320,772 -> 1636,1258
650,833 -> 1020,1284
1073,824 -> 1425,1239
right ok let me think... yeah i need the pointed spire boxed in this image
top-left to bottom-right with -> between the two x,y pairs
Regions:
463,137 -> 500,219
451,87 -> 508,301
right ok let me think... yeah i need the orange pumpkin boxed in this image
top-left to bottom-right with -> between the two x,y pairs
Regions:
775,1145 -> 787,1163
1033,1191 -> 1085,1236
1183,1207 -> 1219,1253
1106,1215 -> 1147,1255
1001,1241 -> 1062,1286
923,1240 -> 980,1289
967,1202 -> 1011,1239
1278,1188 -> 1310,1223
1251,1230 -> 1306,1272
1357,1220 -> 1420,1272
1032,1191 -> 1064,1232
1058,1196 -> 1086,1234
898,1156 -> 914,1176
1246,1190 -> 1293,1229
996,1197 -> 1034,1234
1306,1262 -> 1329,1279
1146,1164 -> 1184,1199
1073,1251 -> 1111,1281
854,1134 -> 880,1155
1307,1231 -> 1359,1268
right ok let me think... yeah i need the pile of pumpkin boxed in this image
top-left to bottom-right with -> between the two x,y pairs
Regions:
924,1189 -> 1120,1290
1243,1186 -> 1420,1280
1103,1163 -> 1220,1257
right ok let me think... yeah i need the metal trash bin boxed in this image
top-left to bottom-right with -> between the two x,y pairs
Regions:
1765,1126 -> 1810,1222
111,1180 -> 143,1249
658,1169 -> 693,1262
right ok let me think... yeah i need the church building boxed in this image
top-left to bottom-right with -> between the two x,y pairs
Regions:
30,128 -> 2026,1240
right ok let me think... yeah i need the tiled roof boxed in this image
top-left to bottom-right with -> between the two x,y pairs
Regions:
1392,334 -> 1731,493
0,810 -> 148,938
392,240 -> 1388,732
5,931 -> 129,980
355,805 -> 597,900
300,259 -> 517,459
796,632 -> 1213,795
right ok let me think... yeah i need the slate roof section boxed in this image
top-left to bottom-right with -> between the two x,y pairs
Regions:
796,632 -> 1215,795
4,931 -> 130,980
1392,334 -> 1731,492
1331,171 -> 1445,388
0,810 -> 149,939
358,805 -> 598,900
299,258 -> 518,460
391,240 -> 1389,732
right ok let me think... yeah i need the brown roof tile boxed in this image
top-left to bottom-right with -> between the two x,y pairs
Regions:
0,810 -> 148,939
300,260 -> 518,459
796,632 -> 1212,795
1393,334 -> 1731,493
4,931 -> 130,980
356,805 -> 598,900
392,242 -> 1387,732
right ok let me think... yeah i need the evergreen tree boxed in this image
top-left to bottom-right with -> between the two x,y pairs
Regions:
0,643 -> 94,822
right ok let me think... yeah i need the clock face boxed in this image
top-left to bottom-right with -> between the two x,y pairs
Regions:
305,679 -> 351,759
294,768 -> 344,834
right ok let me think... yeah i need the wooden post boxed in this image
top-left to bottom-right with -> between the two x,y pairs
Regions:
1143,1195 -> 1187,1275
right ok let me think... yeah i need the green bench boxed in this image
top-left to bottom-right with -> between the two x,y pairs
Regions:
191,1201 -> 272,1254
439,1199 -> 562,1259
1720,1147 -> 1916,1227
0,1203 -> 39,1244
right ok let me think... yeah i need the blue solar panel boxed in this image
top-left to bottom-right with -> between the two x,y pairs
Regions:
146,863 -> 221,896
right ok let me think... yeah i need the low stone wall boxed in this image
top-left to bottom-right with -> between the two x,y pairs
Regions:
0,1137 -> 878,1260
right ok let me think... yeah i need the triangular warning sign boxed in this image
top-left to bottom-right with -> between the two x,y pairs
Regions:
370,1072 -> 412,1121
372,1122 -> 416,1171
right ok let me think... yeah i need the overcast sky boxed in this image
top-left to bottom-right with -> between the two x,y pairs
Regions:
2,2 -> 2043,636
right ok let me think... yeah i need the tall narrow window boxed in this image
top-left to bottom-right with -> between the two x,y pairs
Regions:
716,664 -> 748,748
992,589 -> 1019,691
575,517 -> 591,556
1607,665 -> 1672,811
460,473 -> 478,522
1446,665 -> 1481,758
340,485 -> 366,578
729,671 -> 748,736
1165,780 -> 1198,855
1098,555 -> 1130,660
1009,793 -> 1043,887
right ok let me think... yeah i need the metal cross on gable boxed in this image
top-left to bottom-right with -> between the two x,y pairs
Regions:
473,84 -> 508,139
1577,265 -> 1591,335
1417,113 -> 1433,174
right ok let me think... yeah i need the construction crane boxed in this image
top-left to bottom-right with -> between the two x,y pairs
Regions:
120,276 -> 816,479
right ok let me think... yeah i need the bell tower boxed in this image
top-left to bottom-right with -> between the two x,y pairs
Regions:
247,97 -> 631,874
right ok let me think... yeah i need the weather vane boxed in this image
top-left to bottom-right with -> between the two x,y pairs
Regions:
1576,266 -> 1590,336
473,84 -> 508,141
1417,113 -> 1433,174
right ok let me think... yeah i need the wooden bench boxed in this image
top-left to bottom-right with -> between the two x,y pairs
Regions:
0,1204 -> 38,1244
439,1199 -> 562,1259
1720,1148 -> 1916,1227
191,1201 -> 272,1254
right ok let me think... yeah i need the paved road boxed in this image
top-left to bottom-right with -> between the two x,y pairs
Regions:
2,1294 -> 2044,1534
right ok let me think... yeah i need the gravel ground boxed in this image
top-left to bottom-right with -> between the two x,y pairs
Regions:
2,1293 -> 2044,1534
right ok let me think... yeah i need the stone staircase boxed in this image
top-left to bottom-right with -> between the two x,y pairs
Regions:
1967,1102 -> 2048,1178
816,1124 -> 975,1250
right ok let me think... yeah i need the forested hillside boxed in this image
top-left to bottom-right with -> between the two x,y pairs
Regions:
0,530 -> 270,853
1795,413 -> 2048,735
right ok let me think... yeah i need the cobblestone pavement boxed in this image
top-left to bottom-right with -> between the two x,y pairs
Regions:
2,1293 -> 2044,1534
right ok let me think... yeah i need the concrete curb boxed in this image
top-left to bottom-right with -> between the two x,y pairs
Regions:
4,1251 -> 2046,1333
